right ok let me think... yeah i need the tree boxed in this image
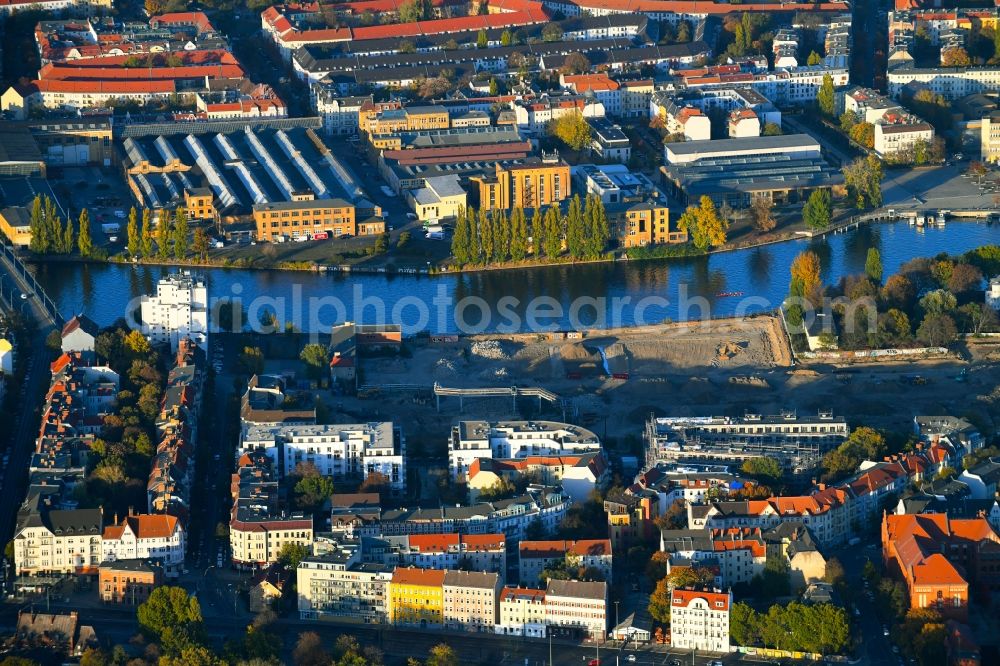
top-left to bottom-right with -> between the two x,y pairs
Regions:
865,247 -> 883,284
127,207 -> 141,256
803,189 -> 832,230
548,112 -> 591,151
648,578 -> 673,624
530,208 -> 542,257
240,346 -> 264,375
947,262 -> 983,294
762,122 -> 783,136
666,566 -> 715,590
843,155 -> 883,209
849,121 -> 875,149
193,227 -> 209,261
917,313 -> 958,347
299,344 -> 329,381
824,557 -> 846,585
500,29 -> 513,46
676,19 -> 692,42
561,52 -> 591,75
451,206 -> 473,265
140,208 -> 154,258
741,457 -> 782,483
58,215 -> 73,254
817,73 -> 835,116
583,194 -> 610,258
878,308 -> 912,346
677,195 -> 728,251
476,29 -> 487,49
509,207 -> 528,261
542,205 -> 562,259
941,46 -> 972,66
157,213 -> 172,259
882,274 -> 916,312
28,196 -> 48,253
542,23 -> 563,42
426,644 -> 457,666
839,110 -> 859,132
173,207 -> 188,259
919,289 -> 957,316
293,632 -> 330,666
277,542 -> 310,570
373,233 -> 389,254
124,328 -> 151,355
750,194 -> 776,232
790,250 -> 822,299
77,209 -> 93,257
565,194 -> 585,259
959,302 -> 999,335
295,473 -> 336,511
807,50 -> 822,65
137,586 -> 203,640
398,0 -> 430,22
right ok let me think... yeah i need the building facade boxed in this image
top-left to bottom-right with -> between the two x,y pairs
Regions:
669,588 -> 732,653
543,579 -> 607,639
98,559 -> 163,605
443,570 -> 501,632
139,272 -> 208,353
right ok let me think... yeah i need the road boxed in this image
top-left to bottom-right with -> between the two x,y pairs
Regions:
0,251 -> 57,554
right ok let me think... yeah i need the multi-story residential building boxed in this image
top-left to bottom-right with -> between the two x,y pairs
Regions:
230,506 -> 314,568
139,272 -> 208,353
388,567 -> 446,627
240,374 -> 317,433
331,487 -> 570,542
605,488 -> 660,552
101,513 -> 186,576
365,533 -> 507,574
873,112 -> 935,159
842,86 -> 903,124
497,586 -> 547,637
728,109 -> 761,138
914,416 -> 984,459
619,79 -> 654,118
474,153 -> 571,211
13,496 -> 103,575
645,412 -> 849,479
363,104 -> 451,136
512,94 -> 605,136
888,60 -> 1000,100
467,451 -> 609,504
98,559 -> 163,605
314,92 -> 372,135
443,570 -> 502,632
560,73 -> 622,115
575,163 -> 682,247
518,539 -> 613,585
882,513 -> 1000,621
669,588 -> 732,653
252,196 -> 384,242
659,528 -> 767,587
242,421 -> 405,494
544,579 -> 607,639
661,103 -> 711,142
449,420 -> 601,481
297,548 -> 393,623
588,117 -> 631,163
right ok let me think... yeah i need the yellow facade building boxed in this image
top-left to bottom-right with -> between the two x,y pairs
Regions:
361,104 -> 450,138
389,567 -> 445,627
475,153 -> 570,211
252,193 -> 385,241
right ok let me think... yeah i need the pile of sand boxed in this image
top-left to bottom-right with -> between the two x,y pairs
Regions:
716,340 -> 748,361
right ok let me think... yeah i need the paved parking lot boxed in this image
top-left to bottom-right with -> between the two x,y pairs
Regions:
48,165 -> 136,249
882,163 -> 1000,211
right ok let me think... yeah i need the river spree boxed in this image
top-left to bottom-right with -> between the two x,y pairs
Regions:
30,222 -> 1000,334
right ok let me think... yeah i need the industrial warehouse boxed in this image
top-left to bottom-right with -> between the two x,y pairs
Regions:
120,118 -> 382,236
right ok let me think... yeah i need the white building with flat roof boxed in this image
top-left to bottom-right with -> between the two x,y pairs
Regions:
449,420 -> 601,481
139,272 -> 208,353
664,134 -> 822,165
243,422 -> 406,493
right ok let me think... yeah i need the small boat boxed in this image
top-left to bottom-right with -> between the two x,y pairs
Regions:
716,291 -> 744,298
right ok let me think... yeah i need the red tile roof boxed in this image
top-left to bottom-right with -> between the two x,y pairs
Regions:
391,566 -> 446,586
671,588 -> 729,611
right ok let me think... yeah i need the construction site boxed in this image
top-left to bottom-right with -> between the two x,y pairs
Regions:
321,315 -> 1000,462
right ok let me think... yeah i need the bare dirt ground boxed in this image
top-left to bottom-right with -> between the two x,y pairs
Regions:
318,317 -> 1000,459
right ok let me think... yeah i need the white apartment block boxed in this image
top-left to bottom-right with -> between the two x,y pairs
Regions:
297,553 -> 393,622
873,115 -> 935,158
243,422 -> 405,492
13,501 -> 103,576
543,579 -> 607,639
229,511 -> 314,567
139,272 -> 208,353
313,91 -> 370,135
449,420 -> 601,480
371,533 -> 506,575
842,87 -> 903,124
497,586 -> 547,637
443,570 -> 502,632
670,588 -> 733,653
981,111 -> 1000,164
888,63 -> 1000,100
101,514 -> 186,576
512,96 -> 605,136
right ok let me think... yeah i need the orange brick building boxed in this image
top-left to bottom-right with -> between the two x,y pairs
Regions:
99,559 -> 163,605
882,513 -> 1000,620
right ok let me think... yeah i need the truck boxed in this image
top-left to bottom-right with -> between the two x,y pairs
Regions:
312,231 -> 329,240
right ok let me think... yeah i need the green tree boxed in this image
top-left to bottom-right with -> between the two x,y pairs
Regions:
127,206 -> 141,256
919,289 -> 957,316
450,206 -> 472,265
277,542 -> 310,570
294,471 -> 336,511
293,632 -> 330,666
300,343 -> 330,381
530,208 -> 542,257
58,215 -> 73,254
741,457 -> 782,483
476,29 -> 487,48
193,227 -> 209,261
426,644 -> 458,666
565,194 -> 585,258
173,207 -> 188,259
762,122 -> 783,136
917,313 -> 958,346
803,189 -> 832,230
542,205 -> 562,259
865,247 -> 883,284
492,209 -> 509,263
28,195 -> 48,253
157,212 -> 173,259
479,209 -> 495,263
807,50 -> 822,65
373,233 -> 389,254
77,209 -> 93,257
509,207 -> 528,261
500,29 -> 512,46
583,194 -> 610,258
137,586 -> 203,640
677,195 -> 728,251
240,346 -> 265,375
730,602 -> 761,647
140,208 -> 154,258
398,0 -> 430,22
817,73 -> 835,116
843,155 -> 883,209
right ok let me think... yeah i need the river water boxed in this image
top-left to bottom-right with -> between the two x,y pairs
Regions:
30,222 -> 1000,334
